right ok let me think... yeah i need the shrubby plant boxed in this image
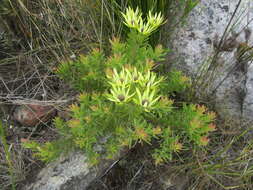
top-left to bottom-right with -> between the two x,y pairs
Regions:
23,7 -> 216,165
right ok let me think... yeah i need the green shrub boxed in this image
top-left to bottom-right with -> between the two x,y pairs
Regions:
23,7 -> 215,165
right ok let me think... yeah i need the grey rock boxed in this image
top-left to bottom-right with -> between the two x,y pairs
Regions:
169,0 -> 253,120
23,152 -> 99,190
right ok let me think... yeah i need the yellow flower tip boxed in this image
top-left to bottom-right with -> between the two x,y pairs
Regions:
92,48 -> 100,53
114,54 -> 122,60
208,124 -> 216,131
146,59 -> 155,69
79,54 -> 86,60
68,119 -> 81,128
136,128 -> 148,140
173,141 -> 183,152
78,93 -> 86,100
123,64 -> 133,72
160,96 -> 174,106
190,118 -> 201,129
196,105 -> 207,114
155,44 -> 164,53
153,126 -> 162,135
84,116 -> 91,123
90,105 -> 99,111
199,136 -> 209,146
103,106 -> 110,112
155,158 -> 163,165
106,55 -> 114,63
110,37 -> 120,44
121,140 -> 130,147
87,71 -> 95,77
105,68 -> 114,78
155,44 -> 163,50
180,75 -> 190,83
107,53 -> 121,62
168,99 -> 174,105
91,93 -> 100,98
69,103 -> 79,112
208,111 -> 216,120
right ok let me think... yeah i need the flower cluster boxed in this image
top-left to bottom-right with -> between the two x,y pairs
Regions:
122,7 -> 166,35
106,65 -> 164,111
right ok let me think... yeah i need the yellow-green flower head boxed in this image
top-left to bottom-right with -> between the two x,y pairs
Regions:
138,70 -> 164,88
125,67 -> 142,83
147,11 -> 165,30
122,7 -> 142,29
107,85 -> 135,103
107,68 -> 132,87
134,86 -> 160,111
122,7 -> 166,36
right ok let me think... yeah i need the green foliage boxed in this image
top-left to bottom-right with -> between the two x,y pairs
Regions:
0,121 -> 16,190
57,49 -> 106,92
160,70 -> 191,95
170,104 -> 216,146
24,7 -> 215,165
23,140 -> 69,163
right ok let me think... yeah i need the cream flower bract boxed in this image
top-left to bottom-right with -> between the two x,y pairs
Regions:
122,7 -> 166,36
